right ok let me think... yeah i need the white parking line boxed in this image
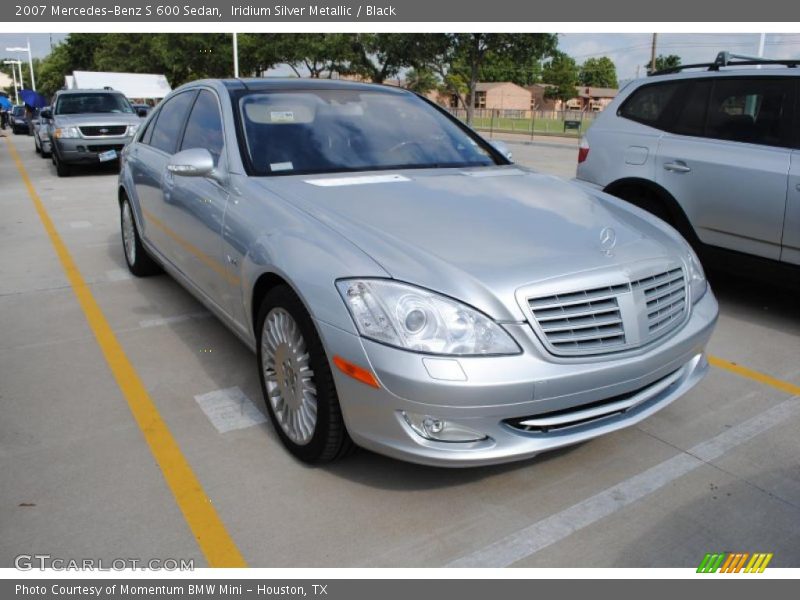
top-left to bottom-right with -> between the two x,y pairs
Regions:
447,396 -> 800,568
194,387 -> 268,434
138,311 -> 211,329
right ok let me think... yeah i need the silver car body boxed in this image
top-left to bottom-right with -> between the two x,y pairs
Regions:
119,79 -> 718,466
576,68 -> 800,266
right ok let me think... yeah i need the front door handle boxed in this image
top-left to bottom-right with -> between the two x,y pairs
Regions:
664,161 -> 692,173
796,183 -> 800,192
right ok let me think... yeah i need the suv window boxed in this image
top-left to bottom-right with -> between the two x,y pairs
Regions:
618,82 -> 681,126
667,80 -> 712,137
705,78 -> 794,147
180,90 -> 224,165
148,91 -> 196,154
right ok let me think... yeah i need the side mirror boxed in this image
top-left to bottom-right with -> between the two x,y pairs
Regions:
167,148 -> 215,178
490,140 -> 513,162
136,108 -> 148,118
40,109 -> 52,120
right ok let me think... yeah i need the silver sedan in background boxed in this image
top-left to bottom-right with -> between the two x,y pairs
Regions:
117,79 -> 718,467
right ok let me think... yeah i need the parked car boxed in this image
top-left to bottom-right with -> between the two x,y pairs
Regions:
42,88 -> 142,177
131,103 -> 152,117
118,79 -> 718,467
576,52 -> 800,273
33,106 -> 53,157
9,105 -> 31,135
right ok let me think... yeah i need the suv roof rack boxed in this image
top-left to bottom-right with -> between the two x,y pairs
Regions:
650,51 -> 800,76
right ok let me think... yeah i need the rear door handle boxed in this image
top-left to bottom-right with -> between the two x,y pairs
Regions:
796,183 -> 800,192
664,161 -> 691,173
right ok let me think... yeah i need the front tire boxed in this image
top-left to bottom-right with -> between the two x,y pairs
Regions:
120,195 -> 161,276
256,285 -> 354,464
53,150 -> 71,177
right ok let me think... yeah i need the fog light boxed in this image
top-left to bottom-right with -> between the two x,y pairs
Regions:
401,411 -> 487,443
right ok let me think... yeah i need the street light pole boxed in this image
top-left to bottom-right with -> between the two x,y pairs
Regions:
6,39 -> 35,91
3,59 -> 20,104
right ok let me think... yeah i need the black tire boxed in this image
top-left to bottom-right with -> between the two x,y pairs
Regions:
256,285 -> 355,464
120,195 -> 161,277
53,150 -> 71,177
34,135 -> 41,153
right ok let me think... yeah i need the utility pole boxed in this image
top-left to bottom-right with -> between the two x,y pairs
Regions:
232,32 -> 239,78
650,33 -> 658,74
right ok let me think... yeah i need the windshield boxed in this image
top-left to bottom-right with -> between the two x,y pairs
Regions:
55,93 -> 134,115
12,106 -> 25,116
238,89 -> 499,176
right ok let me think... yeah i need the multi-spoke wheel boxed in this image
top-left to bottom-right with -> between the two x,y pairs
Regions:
119,194 -> 161,277
256,285 -> 354,463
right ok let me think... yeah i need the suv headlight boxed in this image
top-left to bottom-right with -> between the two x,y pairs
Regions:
336,279 -> 521,356
126,124 -> 140,136
54,126 -> 80,139
686,246 -> 707,303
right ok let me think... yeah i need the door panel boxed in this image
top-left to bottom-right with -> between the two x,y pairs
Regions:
657,136 -> 789,259
160,89 -> 231,313
656,77 -> 794,260
783,150 -> 800,265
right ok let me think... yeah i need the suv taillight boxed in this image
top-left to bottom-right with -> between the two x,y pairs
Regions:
578,137 -> 590,164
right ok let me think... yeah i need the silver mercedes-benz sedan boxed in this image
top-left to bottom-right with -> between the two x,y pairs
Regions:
118,78 -> 718,467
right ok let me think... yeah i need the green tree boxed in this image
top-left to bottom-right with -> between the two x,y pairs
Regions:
428,34 -> 557,123
542,51 -> 580,103
274,33 -> 356,78
404,68 -> 439,94
579,56 -> 618,88
649,54 -> 681,74
349,34 -> 443,84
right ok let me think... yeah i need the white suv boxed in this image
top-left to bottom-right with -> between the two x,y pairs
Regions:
576,53 -> 800,273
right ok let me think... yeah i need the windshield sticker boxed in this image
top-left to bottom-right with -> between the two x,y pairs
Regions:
270,111 -> 295,123
270,162 -> 294,172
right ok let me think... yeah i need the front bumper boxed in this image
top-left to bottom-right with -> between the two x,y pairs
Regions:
54,135 -> 132,164
319,289 -> 718,467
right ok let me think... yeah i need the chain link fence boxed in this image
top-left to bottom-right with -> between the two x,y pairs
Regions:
445,107 -> 597,138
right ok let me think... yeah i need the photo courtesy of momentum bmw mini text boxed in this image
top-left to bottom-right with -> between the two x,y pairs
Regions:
0,0 -> 798,597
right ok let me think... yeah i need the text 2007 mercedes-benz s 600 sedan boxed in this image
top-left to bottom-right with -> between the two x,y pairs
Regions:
117,79 -> 718,467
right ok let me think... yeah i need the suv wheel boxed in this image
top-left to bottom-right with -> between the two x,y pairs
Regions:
256,285 -> 355,464
52,150 -> 71,177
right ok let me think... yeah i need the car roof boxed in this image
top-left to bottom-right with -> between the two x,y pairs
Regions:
55,89 -> 127,95
177,77 -> 409,95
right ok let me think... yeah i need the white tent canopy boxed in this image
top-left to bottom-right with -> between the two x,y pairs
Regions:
70,71 -> 171,100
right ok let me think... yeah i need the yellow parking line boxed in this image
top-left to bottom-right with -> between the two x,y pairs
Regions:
709,355 -> 800,397
5,137 -> 246,568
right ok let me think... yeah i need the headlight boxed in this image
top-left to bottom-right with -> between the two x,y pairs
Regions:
686,246 -> 707,303
54,126 -> 80,139
336,279 -> 521,356
127,124 -> 140,136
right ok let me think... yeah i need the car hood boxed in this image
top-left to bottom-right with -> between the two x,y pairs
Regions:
254,166 -> 687,321
53,112 -> 140,126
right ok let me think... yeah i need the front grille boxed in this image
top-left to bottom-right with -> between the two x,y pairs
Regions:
79,125 -> 127,137
528,283 -> 629,353
632,268 -> 686,337
526,267 -> 688,357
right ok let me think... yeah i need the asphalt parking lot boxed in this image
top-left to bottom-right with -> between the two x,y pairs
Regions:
1,133 -> 799,569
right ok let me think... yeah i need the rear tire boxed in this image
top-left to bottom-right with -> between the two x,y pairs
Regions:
256,285 -> 355,464
120,195 -> 161,277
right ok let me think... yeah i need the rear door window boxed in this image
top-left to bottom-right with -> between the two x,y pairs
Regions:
705,78 -> 794,147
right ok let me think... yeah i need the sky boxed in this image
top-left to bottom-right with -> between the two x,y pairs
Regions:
3,32 -> 800,83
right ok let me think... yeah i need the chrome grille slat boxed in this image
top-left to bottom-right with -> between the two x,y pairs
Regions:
527,266 -> 688,356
